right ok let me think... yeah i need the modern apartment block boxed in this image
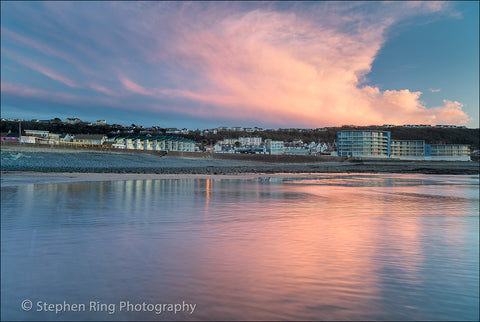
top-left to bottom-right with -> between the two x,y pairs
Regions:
265,139 -> 285,155
391,140 -> 425,159
337,131 -> 391,158
337,130 -> 470,160
425,144 -> 470,161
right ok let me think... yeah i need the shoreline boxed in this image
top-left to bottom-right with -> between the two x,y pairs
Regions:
0,171 -> 271,186
2,145 -> 479,175
2,162 -> 478,175
2,171 -> 478,187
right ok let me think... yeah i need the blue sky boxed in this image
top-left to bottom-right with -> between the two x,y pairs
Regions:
366,1 -> 479,127
1,1 -> 478,128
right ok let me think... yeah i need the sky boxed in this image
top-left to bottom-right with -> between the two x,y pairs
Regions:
1,1 -> 478,129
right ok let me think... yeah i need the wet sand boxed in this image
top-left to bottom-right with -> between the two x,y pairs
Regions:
0,172 -> 316,187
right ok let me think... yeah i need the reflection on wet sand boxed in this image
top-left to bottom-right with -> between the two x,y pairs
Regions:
1,174 -> 478,321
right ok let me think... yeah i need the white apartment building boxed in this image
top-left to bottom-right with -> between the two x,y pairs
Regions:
265,139 -> 285,155
238,137 -> 262,147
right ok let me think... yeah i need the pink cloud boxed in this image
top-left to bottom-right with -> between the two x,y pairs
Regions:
142,5 -> 469,126
428,100 -> 470,125
3,2 -> 469,127
119,76 -> 152,96
34,65 -> 79,88
88,83 -> 118,97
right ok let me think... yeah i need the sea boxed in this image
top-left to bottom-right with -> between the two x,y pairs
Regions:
1,173 -> 479,321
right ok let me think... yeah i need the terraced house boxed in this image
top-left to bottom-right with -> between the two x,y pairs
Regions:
106,135 -> 195,152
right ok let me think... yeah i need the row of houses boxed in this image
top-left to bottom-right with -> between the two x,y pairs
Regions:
8,130 -> 196,152
217,137 -> 263,147
399,124 -> 467,129
105,136 -> 195,152
212,137 -> 336,155
264,140 -> 335,155
337,130 -> 471,161
7,118 -> 108,126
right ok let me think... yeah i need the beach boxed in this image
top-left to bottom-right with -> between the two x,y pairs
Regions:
2,145 -> 479,321
1,144 -> 479,176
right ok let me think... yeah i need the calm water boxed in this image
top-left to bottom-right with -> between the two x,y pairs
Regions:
1,174 -> 479,321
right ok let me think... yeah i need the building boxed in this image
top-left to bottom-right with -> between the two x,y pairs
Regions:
337,130 -> 471,161
238,137 -> 262,147
59,134 -> 75,142
96,120 -> 107,126
204,129 -> 218,135
288,139 -> 304,147
217,138 -> 238,145
402,124 -> 431,128
425,144 -> 470,161
19,136 -> 37,144
337,130 -> 391,158
21,130 -> 59,144
73,134 -> 106,145
284,148 -> 310,155
165,128 -> 181,134
265,139 -> 285,155
107,135 -> 195,152
391,140 -> 425,159
66,118 -> 82,125
24,130 -> 49,138
48,133 -> 60,144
